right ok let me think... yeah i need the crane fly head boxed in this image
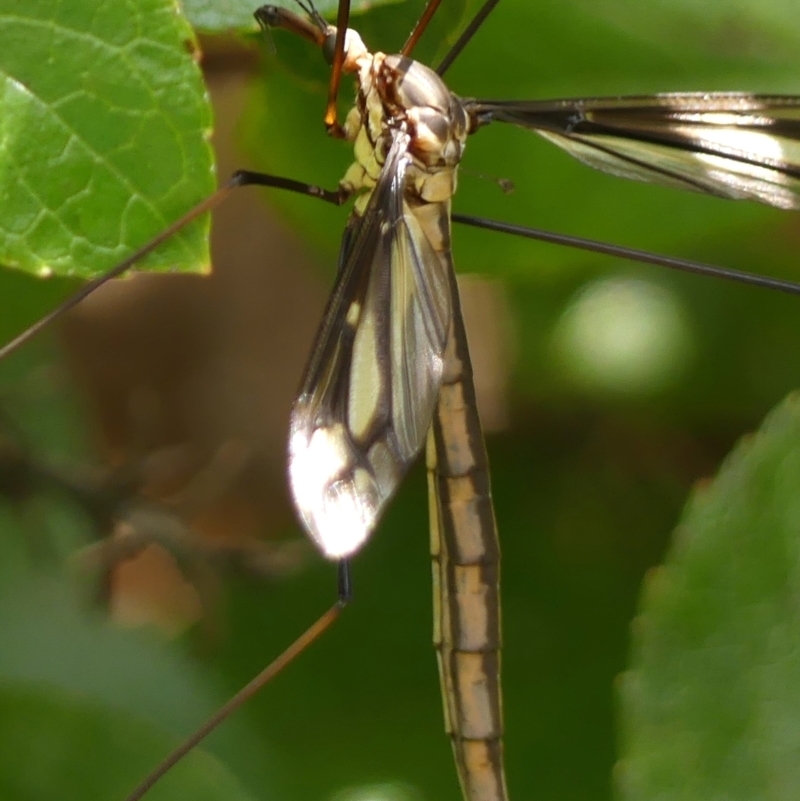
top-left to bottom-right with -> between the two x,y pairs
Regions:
254,3 -> 368,75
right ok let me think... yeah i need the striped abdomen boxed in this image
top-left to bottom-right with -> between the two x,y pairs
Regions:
427,250 -> 507,801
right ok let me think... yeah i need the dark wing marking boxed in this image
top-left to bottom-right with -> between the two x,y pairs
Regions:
464,93 -> 800,208
288,129 -> 452,558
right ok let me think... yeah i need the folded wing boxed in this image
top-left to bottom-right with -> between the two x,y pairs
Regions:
289,130 -> 453,558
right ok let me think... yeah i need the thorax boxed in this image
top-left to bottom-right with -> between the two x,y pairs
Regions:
340,47 -> 470,213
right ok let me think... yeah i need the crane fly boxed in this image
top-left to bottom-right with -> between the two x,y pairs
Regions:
257,2 -> 800,798
1,0 -> 800,800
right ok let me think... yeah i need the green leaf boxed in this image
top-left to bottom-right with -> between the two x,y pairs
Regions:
0,0 -> 214,278
0,682 -> 257,801
618,392 -> 800,800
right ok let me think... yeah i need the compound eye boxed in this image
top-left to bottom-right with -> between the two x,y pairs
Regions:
257,6 -> 280,26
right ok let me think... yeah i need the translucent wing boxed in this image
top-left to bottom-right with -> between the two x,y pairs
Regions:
465,93 -> 800,208
289,130 -> 453,559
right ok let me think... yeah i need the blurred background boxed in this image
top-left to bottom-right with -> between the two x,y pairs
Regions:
0,0 -> 799,799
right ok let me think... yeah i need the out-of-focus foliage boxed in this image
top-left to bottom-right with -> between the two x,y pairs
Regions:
620,393 -> 800,801
183,0 -> 403,34
0,1 -> 799,801
0,683 -> 257,801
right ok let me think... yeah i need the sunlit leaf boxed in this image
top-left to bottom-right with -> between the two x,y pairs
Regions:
0,0 -> 213,278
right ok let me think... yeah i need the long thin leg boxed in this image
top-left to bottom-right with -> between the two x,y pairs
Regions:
0,170 -> 348,361
324,0 -> 352,136
122,560 -> 353,801
255,2 -> 350,136
436,0 -> 501,76
453,213 -> 800,298
401,0 -> 445,57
